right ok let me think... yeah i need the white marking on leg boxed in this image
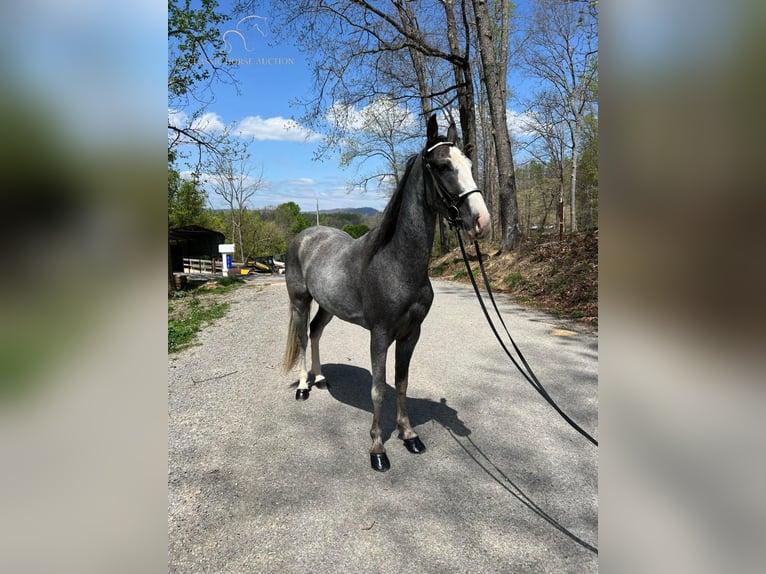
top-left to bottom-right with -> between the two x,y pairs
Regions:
310,335 -> 324,383
298,348 -> 310,390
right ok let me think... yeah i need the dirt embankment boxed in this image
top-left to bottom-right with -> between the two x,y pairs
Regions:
430,231 -> 598,328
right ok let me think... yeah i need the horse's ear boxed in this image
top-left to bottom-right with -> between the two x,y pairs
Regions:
447,121 -> 458,144
427,114 -> 438,144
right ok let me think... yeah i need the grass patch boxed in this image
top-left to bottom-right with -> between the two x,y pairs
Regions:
505,271 -> 525,289
168,297 -> 229,353
168,277 -> 245,353
453,269 -> 468,280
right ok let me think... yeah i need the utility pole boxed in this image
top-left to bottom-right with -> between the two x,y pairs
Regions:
315,198 -> 319,225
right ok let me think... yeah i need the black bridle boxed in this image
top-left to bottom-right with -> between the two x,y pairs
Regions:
422,141 -> 482,229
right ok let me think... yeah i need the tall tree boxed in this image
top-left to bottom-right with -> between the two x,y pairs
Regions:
515,159 -> 561,236
168,165 -> 207,228
523,0 -> 597,233
523,89 -> 568,238
471,0 -> 520,251
577,110 -> 598,230
168,0 -> 236,164
236,0 -> 528,250
168,0 -> 240,291
274,201 -> 311,238
206,149 -> 265,265
338,97 -> 421,193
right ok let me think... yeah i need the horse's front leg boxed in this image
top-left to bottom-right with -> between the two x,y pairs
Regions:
395,327 -> 426,454
369,330 -> 392,471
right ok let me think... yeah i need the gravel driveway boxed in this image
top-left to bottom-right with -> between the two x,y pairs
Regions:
168,276 -> 598,573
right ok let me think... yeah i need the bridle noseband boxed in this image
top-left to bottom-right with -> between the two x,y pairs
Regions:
423,141 -> 482,229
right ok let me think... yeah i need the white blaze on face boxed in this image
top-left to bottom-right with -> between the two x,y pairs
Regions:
449,147 -> 491,238
448,146 -> 477,195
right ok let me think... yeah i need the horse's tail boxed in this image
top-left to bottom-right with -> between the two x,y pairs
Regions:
282,309 -> 303,373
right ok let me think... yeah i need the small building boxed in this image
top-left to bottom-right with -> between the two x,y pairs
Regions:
168,225 -> 225,274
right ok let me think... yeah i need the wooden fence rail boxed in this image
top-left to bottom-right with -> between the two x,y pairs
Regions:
183,258 -> 219,274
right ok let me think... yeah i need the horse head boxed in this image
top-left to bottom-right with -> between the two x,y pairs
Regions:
424,114 -> 491,240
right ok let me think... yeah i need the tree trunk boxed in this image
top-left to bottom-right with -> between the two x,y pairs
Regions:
569,120 -> 580,233
471,0 -> 520,251
442,0 -> 478,168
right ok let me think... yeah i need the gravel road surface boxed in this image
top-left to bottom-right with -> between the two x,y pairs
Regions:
168,276 -> 598,573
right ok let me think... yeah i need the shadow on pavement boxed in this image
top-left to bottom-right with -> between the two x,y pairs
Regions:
290,363 -> 596,555
445,429 -> 598,554
314,363 -> 471,442
308,363 -> 597,555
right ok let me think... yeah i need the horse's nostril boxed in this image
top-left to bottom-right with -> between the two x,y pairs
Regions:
471,214 -> 480,233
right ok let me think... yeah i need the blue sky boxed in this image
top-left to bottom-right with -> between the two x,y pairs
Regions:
172,0 -> 538,213
171,0 -> 393,212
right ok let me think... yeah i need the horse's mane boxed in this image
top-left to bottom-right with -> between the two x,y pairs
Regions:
363,153 -> 420,260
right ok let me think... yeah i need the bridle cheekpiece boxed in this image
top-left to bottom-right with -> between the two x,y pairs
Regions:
423,142 -> 482,229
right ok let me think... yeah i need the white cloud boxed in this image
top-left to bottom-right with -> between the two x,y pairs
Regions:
168,109 -> 226,137
326,99 -> 418,133
190,112 -> 226,134
168,108 -> 187,129
326,103 -> 363,130
286,178 -> 316,186
235,115 -> 320,142
169,110 -> 319,142
506,109 -> 536,138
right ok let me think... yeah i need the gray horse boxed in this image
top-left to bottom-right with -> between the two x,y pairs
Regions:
283,114 -> 490,471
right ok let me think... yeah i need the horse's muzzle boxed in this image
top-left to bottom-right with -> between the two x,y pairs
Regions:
463,194 -> 491,239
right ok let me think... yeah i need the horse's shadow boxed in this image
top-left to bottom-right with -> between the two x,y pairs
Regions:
289,364 -> 596,552
303,363 -> 471,442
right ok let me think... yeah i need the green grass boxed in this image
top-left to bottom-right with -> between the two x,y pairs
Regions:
168,276 -> 245,353
505,271 -> 525,289
168,297 -> 229,353
453,269 -> 468,280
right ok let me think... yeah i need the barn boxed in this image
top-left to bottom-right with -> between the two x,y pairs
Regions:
168,225 -> 225,274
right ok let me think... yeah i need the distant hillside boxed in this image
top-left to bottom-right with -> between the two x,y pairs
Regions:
313,207 -> 381,230
318,207 -> 380,217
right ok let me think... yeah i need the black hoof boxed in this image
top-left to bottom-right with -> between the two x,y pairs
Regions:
370,453 -> 390,472
403,437 -> 426,454
295,388 -> 310,400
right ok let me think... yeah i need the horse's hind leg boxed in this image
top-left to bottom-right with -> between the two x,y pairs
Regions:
309,307 -> 333,388
287,294 -> 312,400
395,327 -> 426,454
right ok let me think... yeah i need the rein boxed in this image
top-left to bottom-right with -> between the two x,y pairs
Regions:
454,231 -> 599,447
422,143 -> 597,447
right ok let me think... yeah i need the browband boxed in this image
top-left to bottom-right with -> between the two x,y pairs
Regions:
425,141 -> 454,153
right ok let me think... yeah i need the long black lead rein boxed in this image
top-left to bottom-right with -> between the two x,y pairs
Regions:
455,230 -> 598,447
